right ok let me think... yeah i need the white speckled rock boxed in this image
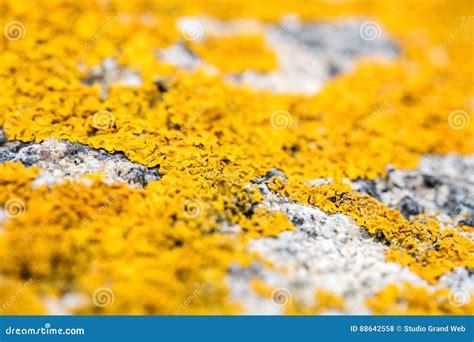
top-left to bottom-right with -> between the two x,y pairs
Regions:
0,135 -> 160,188
228,160 -> 473,313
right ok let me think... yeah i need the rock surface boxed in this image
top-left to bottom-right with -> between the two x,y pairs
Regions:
352,154 -> 474,231
161,16 -> 399,94
0,131 -> 160,188
228,170 -> 473,313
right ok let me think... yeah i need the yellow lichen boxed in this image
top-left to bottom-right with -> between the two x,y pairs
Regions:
0,162 -> 40,204
250,279 -> 345,314
0,279 -> 45,315
0,0 -> 473,314
239,207 -> 295,239
0,162 -> 255,314
250,278 -> 275,298
366,283 -> 474,315
267,178 -> 474,284
190,33 -> 277,73
285,290 -> 346,315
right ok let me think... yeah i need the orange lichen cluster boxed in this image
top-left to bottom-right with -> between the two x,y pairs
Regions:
366,283 -> 474,315
190,34 -> 277,73
0,0 -> 473,314
268,178 -> 474,284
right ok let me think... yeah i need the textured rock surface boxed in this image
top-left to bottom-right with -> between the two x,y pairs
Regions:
227,161 -> 474,313
352,154 -> 474,231
162,16 -> 399,94
80,59 -> 142,98
237,18 -> 398,94
0,130 -> 159,188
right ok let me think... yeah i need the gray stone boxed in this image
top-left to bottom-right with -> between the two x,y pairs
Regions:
80,58 -> 142,98
166,16 -> 399,94
0,135 -> 159,188
399,196 -> 423,219
352,154 -> 474,227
